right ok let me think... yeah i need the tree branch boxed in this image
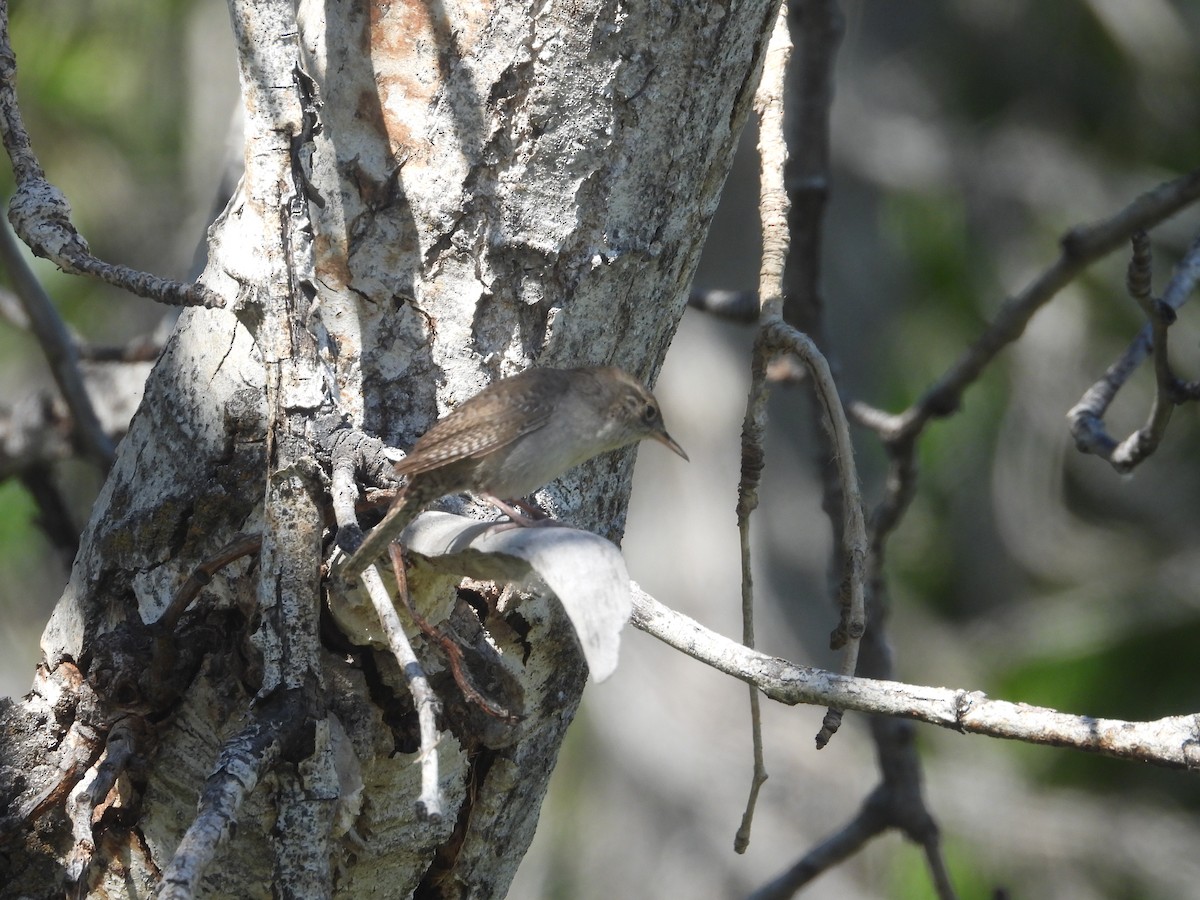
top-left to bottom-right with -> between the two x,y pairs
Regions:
630,585 -> 1200,770
868,167 -> 1200,447
0,5 -> 221,309
158,692 -> 307,900
0,217 -> 114,466
734,0 -> 791,852
856,167 -> 1200,589
360,561 -> 445,821
1068,230 -> 1200,470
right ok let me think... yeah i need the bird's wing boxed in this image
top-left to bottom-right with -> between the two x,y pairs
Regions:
392,370 -> 568,478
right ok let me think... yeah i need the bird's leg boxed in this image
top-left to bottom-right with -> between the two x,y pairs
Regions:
482,494 -> 564,529
387,544 -> 517,722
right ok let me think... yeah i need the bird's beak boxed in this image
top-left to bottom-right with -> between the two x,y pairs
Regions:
652,429 -> 689,461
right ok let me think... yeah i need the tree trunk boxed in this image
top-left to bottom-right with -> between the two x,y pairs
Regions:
0,0 -> 781,895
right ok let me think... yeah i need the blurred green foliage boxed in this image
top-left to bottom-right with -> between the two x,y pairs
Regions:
5,0 -> 203,332
0,479 -> 40,559
889,834 -> 1011,900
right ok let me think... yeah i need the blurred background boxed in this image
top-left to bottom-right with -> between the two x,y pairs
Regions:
3,1 -> 1200,898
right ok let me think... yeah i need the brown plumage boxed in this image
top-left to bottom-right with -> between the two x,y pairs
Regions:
341,366 -> 686,574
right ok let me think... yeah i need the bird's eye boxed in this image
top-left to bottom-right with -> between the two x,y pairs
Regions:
642,402 -> 658,423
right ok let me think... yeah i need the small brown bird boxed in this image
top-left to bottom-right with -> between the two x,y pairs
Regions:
341,366 -> 687,574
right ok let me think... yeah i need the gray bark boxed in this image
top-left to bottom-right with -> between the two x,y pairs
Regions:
0,0 -> 781,895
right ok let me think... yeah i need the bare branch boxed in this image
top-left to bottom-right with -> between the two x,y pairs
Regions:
1108,231 -> 1176,468
735,0 -> 791,853
0,7 -> 221,309
158,693 -> 306,900
0,218 -> 114,466
0,28 -> 219,309
155,533 -> 263,635
357,563 -> 444,821
881,168 -> 1200,447
323,423 -> 397,554
751,730 -> 957,900
748,806 -> 885,899
1068,231 -> 1200,469
64,717 -> 144,893
389,544 -> 516,722
859,168 -> 1200,588
758,317 -> 869,720
631,585 -> 1200,770
754,2 -> 792,325
781,0 -> 839,345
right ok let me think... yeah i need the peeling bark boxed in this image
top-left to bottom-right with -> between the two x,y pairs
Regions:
0,0 -> 781,895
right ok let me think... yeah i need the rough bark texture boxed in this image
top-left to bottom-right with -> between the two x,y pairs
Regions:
0,0 -> 780,896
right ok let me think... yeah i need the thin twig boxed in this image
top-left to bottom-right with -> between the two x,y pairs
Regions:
866,714 -> 956,900
0,7 -> 220,309
870,168 -> 1200,447
923,837 -> 959,900
1068,231 -> 1200,469
0,216 -> 115,466
748,808 -> 884,900
859,168 -> 1200,575
142,533 -> 261,761
756,319 -> 867,744
781,0 -> 839,347
155,533 -> 263,634
1108,231 -> 1175,469
338,489 -> 425,576
749,725 -> 957,900
748,0 -> 868,752
330,439 -> 365,553
388,543 -> 514,721
762,2 -> 948,890
358,561 -> 444,821
735,0 -> 791,854
734,339 -> 771,855
780,0 -> 870,753
322,422 -> 397,553
64,717 -> 143,893
754,2 -> 791,325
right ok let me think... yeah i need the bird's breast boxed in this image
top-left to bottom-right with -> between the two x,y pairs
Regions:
471,427 -> 601,499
